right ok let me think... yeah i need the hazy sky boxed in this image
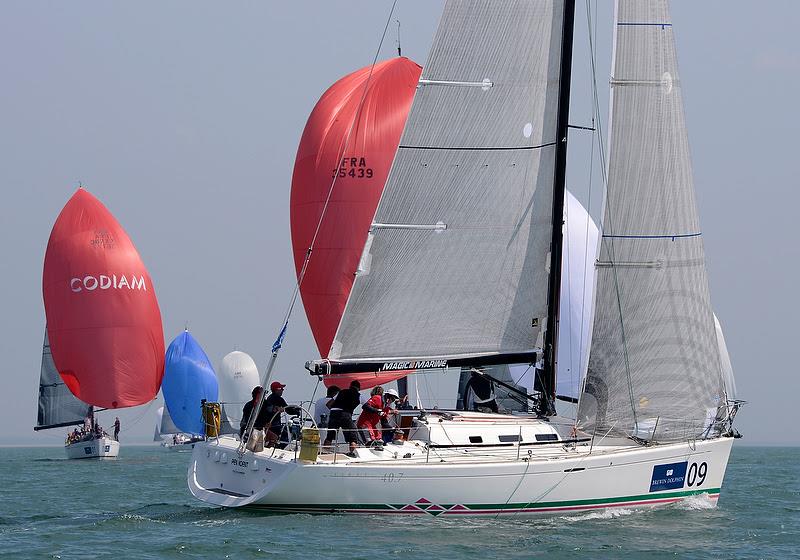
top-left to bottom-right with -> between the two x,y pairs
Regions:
1,1 -> 797,446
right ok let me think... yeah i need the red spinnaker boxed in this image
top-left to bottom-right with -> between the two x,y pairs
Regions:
291,57 -> 421,363
42,188 -> 165,408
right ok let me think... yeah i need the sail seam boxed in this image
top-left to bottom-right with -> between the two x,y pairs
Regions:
397,142 -> 556,152
617,22 -> 672,27
602,232 -> 701,239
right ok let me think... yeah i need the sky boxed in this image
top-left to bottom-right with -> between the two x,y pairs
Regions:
0,1 -> 797,446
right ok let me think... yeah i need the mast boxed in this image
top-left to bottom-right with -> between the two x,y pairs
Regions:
540,0 -> 575,416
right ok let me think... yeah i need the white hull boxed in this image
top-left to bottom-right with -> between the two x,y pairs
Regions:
188,414 -> 733,516
162,440 -> 201,453
65,436 -> 119,459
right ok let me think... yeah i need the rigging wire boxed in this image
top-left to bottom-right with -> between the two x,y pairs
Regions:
239,0 -> 400,452
578,0 -> 639,429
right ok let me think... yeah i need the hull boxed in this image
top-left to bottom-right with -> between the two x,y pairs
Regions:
188,430 -> 733,517
65,436 -> 119,459
163,440 -> 201,453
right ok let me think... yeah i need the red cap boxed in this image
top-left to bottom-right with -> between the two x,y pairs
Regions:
270,381 -> 286,391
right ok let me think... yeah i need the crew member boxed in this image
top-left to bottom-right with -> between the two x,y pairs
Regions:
324,380 -> 363,457
263,381 -> 300,448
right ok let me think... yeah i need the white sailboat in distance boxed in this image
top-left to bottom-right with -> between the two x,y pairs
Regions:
188,0 -> 742,515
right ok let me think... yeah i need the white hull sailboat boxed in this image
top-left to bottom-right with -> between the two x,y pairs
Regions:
189,413 -> 732,515
36,332 -> 120,460
65,435 -> 120,460
190,0 -> 741,515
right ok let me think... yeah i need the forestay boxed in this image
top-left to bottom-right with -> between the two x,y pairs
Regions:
330,0 -> 565,362
36,331 -> 91,431
579,0 -> 725,441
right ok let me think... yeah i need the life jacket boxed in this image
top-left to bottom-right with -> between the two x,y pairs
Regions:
357,394 -> 383,427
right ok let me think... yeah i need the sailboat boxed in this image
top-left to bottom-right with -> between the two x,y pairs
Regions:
39,188 -> 165,459
154,406 -> 179,445
160,330 -> 218,450
35,332 -> 119,459
188,0 -> 741,514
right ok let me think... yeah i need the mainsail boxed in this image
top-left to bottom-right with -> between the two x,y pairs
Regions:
35,331 -> 91,431
579,0 -> 725,441
154,405 -> 180,440
330,1 -> 567,364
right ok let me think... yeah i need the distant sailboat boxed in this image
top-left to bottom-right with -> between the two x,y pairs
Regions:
39,187 -> 165,459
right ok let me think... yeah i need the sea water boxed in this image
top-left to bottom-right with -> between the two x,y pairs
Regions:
1,445 -> 797,559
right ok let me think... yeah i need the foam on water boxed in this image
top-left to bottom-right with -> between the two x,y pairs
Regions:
560,507 -> 636,522
676,492 -> 719,511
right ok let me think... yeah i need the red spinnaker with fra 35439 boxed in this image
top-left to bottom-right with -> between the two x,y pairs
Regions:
42,188 -> 165,409
290,57 -> 421,390
291,57 -> 421,354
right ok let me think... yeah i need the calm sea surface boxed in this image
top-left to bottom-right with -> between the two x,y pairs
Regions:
1,445 -> 797,559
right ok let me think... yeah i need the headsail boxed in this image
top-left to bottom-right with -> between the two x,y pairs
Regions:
35,331 -> 91,431
579,1 -> 725,441
329,0 -> 567,366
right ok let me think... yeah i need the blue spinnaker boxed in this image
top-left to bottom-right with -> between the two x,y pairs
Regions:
162,330 -> 218,435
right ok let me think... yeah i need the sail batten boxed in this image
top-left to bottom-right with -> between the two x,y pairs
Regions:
579,0 -> 725,442
331,0 -> 565,363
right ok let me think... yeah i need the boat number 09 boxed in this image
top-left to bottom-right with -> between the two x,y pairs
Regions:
687,462 -> 707,487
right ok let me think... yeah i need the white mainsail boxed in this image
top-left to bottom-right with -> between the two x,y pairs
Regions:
579,0 -> 726,441
330,1 -> 566,363
155,404 -> 180,437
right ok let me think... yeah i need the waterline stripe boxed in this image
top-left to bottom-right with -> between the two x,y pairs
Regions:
245,487 -> 721,515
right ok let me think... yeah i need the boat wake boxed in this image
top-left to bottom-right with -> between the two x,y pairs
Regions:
674,493 -> 718,511
559,507 -> 636,523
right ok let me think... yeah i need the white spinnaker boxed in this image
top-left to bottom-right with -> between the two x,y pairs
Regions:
510,191 -> 599,402
218,351 -> 260,429
555,191 -> 600,400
